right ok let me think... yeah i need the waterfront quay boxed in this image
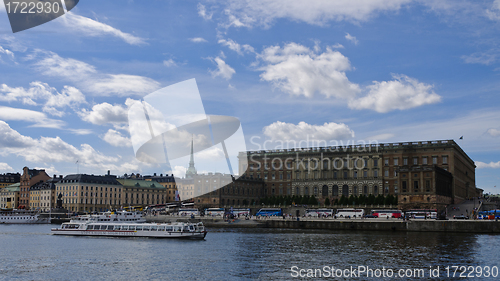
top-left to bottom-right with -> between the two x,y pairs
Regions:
146,215 -> 500,233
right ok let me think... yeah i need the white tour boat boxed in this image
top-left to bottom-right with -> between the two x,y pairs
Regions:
52,221 -> 207,239
70,210 -> 146,223
0,209 -> 49,224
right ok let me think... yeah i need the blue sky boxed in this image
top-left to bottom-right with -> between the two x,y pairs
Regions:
1,0 -> 500,193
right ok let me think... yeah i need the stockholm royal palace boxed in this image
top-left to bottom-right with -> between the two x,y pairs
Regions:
0,139 -> 480,213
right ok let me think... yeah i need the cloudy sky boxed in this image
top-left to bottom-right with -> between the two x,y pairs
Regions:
1,0 -> 500,193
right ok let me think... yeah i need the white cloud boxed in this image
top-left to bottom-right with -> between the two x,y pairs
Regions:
461,50 -> 499,65
196,146 -> 225,160
34,52 -> 160,97
218,0 -> 411,28
0,82 -> 86,116
169,166 -> 187,178
258,43 -> 360,98
348,74 -> 441,113
103,129 -> 132,147
79,102 -> 129,125
0,45 -> 15,60
331,43 -> 345,49
60,12 -> 146,45
0,163 -> 13,172
0,106 -> 65,129
345,33 -> 359,45
263,121 -> 355,141
476,161 -> 500,169
163,59 -> 177,67
43,86 -> 86,117
218,38 -> 255,55
0,120 -> 140,174
486,0 -> 500,20
487,128 -> 500,137
68,129 -> 93,135
189,37 -> 208,43
197,3 -> 213,20
210,56 -> 236,80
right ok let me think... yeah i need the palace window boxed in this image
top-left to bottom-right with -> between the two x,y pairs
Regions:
442,156 -> 448,164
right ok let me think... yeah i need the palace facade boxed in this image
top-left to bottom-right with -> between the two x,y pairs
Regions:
239,140 -> 477,211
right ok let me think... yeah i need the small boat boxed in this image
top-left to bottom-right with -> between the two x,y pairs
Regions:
0,209 -> 49,224
51,221 -> 207,239
70,210 -> 146,223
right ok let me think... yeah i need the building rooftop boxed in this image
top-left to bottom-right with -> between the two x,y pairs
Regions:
60,174 -> 121,185
117,179 -> 165,189
1,183 -> 20,192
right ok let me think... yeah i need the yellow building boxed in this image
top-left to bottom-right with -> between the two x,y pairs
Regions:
143,174 -> 178,202
0,183 -> 20,209
117,179 -> 167,207
56,174 -> 122,212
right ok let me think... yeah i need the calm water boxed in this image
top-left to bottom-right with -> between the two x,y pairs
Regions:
0,224 -> 499,280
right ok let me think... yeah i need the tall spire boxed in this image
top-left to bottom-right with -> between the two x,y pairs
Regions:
185,135 -> 197,178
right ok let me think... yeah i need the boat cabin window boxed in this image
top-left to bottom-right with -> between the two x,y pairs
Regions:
121,225 -> 129,231
151,226 -> 158,231
136,226 -> 143,231
87,225 -> 94,230
143,226 -> 151,231
166,226 -> 173,232
113,225 -> 121,230
158,226 -> 166,231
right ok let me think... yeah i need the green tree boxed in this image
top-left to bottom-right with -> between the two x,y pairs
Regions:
324,197 -> 330,206
334,199 -> 339,205
309,195 -> 318,205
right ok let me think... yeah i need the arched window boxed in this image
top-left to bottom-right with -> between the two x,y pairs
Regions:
353,186 -> 358,195
314,186 -> 318,195
296,186 -> 300,195
322,185 -> 328,196
333,185 -> 339,196
373,185 -> 378,195
305,186 -> 309,195
342,185 -> 349,196
363,185 -> 368,195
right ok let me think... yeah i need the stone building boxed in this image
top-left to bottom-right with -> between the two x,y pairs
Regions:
0,173 -> 21,189
19,167 -> 50,209
179,173 -> 265,208
0,183 -> 20,209
239,140 -> 477,211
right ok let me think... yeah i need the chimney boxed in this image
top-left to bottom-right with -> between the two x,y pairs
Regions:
160,174 -> 163,177
107,170 -> 110,176
59,175 -> 62,179
154,173 -> 157,176
53,174 -> 56,179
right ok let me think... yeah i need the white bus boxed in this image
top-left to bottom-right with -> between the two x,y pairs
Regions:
178,208 -> 199,216
336,208 -> 364,218
231,208 -> 250,217
305,209 -> 334,217
205,208 -> 225,217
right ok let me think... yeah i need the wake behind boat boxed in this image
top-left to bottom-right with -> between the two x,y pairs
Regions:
51,221 -> 207,239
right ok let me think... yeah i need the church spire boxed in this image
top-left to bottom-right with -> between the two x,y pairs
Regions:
185,135 -> 197,178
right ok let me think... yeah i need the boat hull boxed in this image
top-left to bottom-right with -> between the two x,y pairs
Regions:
51,229 -> 207,239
